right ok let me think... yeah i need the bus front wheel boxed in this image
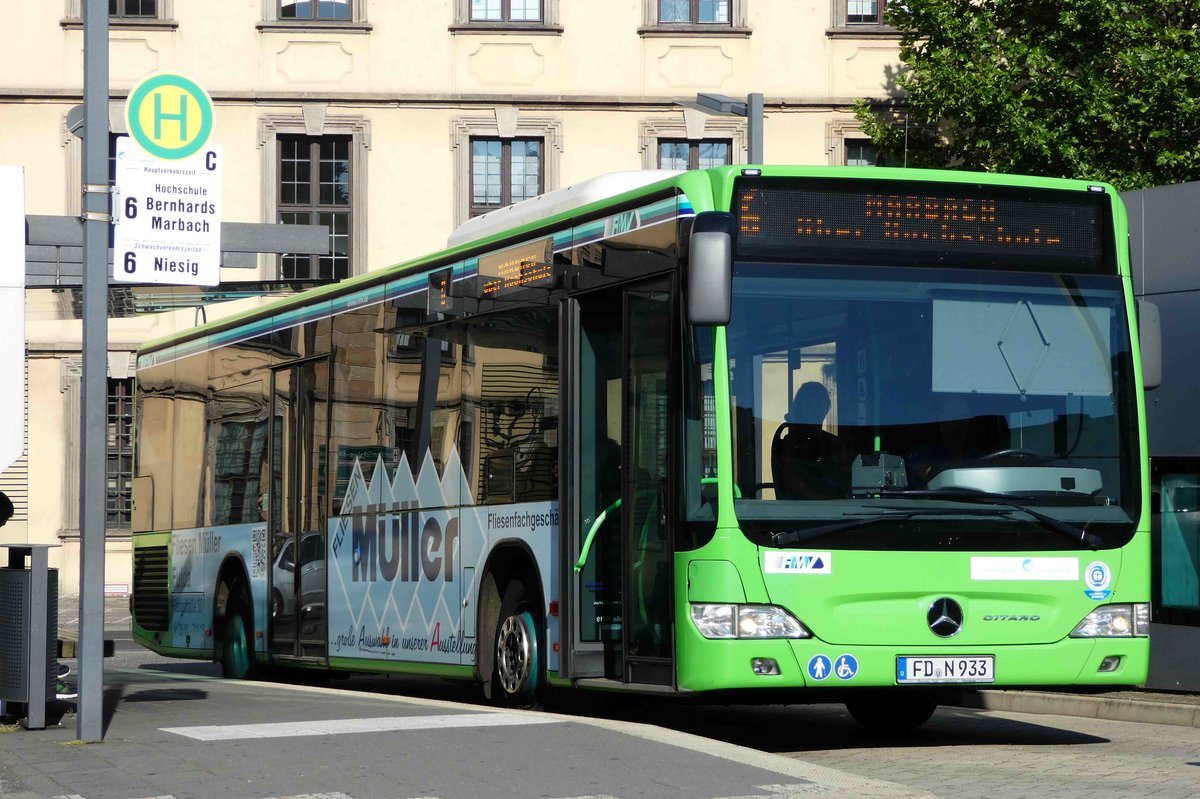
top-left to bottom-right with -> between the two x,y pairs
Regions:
493,577 -> 541,707
845,693 -> 937,732
220,596 -> 257,680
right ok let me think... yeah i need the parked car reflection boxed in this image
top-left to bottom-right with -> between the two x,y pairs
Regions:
271,532 -> 326,622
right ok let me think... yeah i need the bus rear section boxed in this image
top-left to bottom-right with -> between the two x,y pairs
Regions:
674,170 -> 1150,726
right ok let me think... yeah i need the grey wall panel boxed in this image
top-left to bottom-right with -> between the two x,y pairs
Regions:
1144,290 -> 1200,456
1122,181 -> 1200,296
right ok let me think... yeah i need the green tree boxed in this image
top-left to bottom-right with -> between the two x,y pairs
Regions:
854,1 -> 1200,190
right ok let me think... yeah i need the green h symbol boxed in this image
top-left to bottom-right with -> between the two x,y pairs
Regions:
153,92 -> 188,140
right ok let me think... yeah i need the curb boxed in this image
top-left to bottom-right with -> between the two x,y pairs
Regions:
959,690 -> 1200,728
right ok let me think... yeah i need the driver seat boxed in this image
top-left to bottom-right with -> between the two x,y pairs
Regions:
771,423 -> 851,500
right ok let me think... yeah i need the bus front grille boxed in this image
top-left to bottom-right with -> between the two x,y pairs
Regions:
132,545 -> 169,632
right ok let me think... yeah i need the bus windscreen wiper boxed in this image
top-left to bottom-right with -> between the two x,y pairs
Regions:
875,488 -> 1103,549
771,506 -> 1018,547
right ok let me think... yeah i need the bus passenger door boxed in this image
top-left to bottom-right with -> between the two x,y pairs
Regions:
268,358 -> 329,661
568,277 -> 674,686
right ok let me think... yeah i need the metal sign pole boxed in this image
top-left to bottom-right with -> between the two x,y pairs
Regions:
747,93 -> 764,164
78,0 -> 109,743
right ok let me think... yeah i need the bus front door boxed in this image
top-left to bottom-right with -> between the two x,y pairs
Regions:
571,277 -> 674,686
268,358 -> 329,661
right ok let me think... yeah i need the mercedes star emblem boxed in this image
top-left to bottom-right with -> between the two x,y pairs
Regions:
927,597 -> 964,638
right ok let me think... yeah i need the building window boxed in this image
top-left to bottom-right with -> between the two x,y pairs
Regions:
453,0 -> 558,29
110,0 -> 156,16
470,137 -> 543,217
470,0 -> 542,22
639,115 -> 745,169
641,0 -> 747,33
845,139 -> 880,166
452,114 -> 562,228
659,0 -> 729,24
279,0 -> 351,19
64,0 -> 175,25
831,0 -> 894,30
846,0 -> 886,24
278,134 -> 352,281
107,378 -> 134,531
658,139 -> 732,170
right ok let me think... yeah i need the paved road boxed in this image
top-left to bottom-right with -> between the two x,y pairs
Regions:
23,598 -> 1200,799
2,655 -> 928,799
596,701 -> 1200,799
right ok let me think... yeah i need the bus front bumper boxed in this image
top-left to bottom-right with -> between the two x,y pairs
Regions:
676,633 -> 1149,693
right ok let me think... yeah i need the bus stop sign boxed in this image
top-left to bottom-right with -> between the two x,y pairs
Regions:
124,72 -> 214,160
117,73 -> 222,285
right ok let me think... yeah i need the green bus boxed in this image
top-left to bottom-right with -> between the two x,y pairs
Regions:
130,165 -> 1152,730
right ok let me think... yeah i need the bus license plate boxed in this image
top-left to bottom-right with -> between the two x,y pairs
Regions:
897,656 -> 994,684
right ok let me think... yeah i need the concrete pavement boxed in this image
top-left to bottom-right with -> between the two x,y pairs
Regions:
963,687 -> 1200,728
4,594 -> 1192,799
1,659 -> 933,799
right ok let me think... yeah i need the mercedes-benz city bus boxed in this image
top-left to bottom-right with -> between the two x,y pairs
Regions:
130,166 -> 1152,730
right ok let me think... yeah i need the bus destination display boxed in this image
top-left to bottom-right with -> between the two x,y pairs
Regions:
477,238 -> 555,297
734,178 -> 1113,273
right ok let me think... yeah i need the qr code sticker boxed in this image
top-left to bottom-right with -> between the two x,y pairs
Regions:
251,527 -> 267,579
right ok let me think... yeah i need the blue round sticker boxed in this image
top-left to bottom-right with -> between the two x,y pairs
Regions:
1084,560 -> 1112,600
834,654 -> 859,680
807,654 -> 832,681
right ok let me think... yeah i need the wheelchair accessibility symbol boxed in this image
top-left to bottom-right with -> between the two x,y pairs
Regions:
834,654 -> 859,680
806,654 -> 832,681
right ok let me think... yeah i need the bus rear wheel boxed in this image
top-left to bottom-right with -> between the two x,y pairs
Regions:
220,596 -> 257,680
493,577 -> 541,707
845,693 -> 937,732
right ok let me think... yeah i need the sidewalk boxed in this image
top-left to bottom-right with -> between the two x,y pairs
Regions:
48,593 -> 1200,730
960,688 -> 1200,728
0,661 -> 934,799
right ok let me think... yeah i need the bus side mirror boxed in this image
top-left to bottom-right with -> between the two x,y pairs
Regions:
687,211 -> 736,326
1138,299 -> 1162,390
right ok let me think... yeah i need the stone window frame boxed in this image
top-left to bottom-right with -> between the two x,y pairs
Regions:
62,0 -> 178,31
639,0 -> 751,38
258,109 -> 371,279
828,0 -> 898,38
638,112 -> 747,170
60,353 -> 137,541
450,112 -> 563,230
257,0 -> 373,34
468,136 -> 546,218
826,117 -> 880,166
450,0 -> 563,34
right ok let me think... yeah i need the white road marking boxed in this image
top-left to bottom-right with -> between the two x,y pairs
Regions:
160,711 -> 561,741
249,794 -> 355,799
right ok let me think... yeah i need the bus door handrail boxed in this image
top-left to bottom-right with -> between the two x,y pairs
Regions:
574,498 -> 621,573
573,479 -> 740,575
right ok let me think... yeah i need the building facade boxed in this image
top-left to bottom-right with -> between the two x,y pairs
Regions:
0,0 -> 899,594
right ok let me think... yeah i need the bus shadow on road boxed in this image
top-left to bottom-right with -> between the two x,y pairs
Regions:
120,688 -> 208,703
584,700 -> 1111,752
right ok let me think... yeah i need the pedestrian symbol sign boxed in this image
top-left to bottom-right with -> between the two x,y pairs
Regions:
124,72 -> 215,160
807,654 -> 832,681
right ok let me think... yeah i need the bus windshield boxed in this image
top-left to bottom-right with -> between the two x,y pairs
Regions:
703,261 -> 1140,551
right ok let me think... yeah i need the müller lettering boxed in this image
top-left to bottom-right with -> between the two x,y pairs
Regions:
350,501 -> 459,583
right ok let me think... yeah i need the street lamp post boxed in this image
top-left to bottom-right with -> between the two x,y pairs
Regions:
692,92 -> 765,164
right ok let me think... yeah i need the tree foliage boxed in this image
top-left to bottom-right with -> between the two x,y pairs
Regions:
854,1 -> 1200,190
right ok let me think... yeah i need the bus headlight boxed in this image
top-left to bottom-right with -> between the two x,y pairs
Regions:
690,604 -> 811,639
1070,603 -> 1151,638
